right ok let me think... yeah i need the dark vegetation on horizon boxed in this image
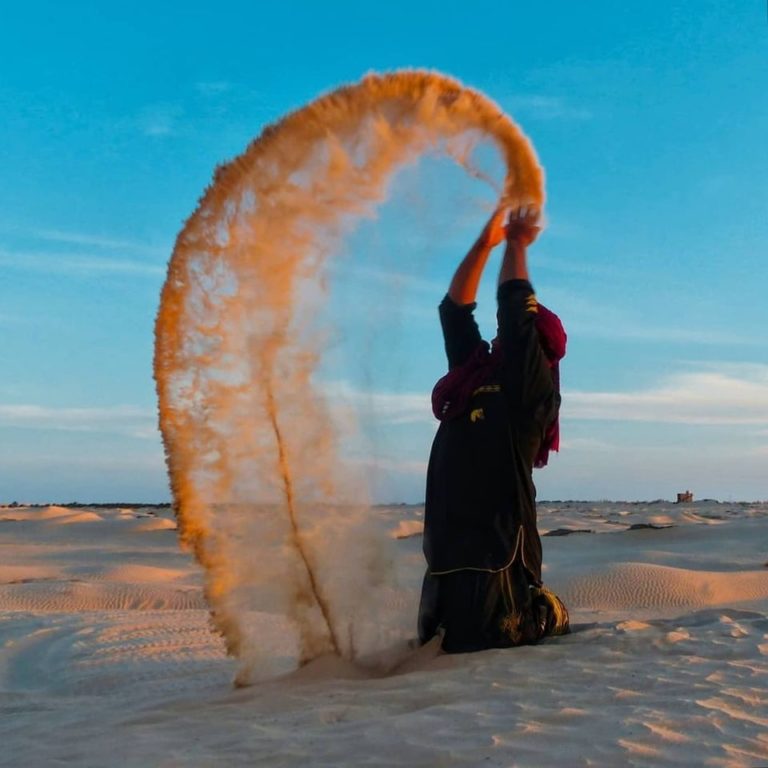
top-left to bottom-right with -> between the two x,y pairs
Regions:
1,501 -> 173,509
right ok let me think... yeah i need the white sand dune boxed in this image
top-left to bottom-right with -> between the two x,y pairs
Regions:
1,501 -> 766,766
132,516 -> 177,532
99,564 -> 190,583
561,562 -> 768,612
0,565 -> 60,584
50,510 -> 104,524
1,504 -> 73,521
390,519 -> 425,539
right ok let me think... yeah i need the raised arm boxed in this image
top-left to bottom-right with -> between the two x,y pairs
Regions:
440,209 -> 507,369
498,205 -> 540,286
496,205 -> 557,440
448,208 -> 508,305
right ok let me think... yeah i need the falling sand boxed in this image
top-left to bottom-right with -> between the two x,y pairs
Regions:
153,70 -> 544,683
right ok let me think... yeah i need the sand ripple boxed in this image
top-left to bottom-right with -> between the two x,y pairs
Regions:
0,581 -> 206,611
562,563 -> 768,612
1,501 -> 766,766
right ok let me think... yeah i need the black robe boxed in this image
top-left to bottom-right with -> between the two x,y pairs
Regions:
422,279 -> 559,585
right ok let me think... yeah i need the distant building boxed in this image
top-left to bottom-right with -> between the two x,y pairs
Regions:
676,490 -> 694,503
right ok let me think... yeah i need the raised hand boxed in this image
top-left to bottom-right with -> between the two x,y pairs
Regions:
479,207 -> 509,249
506,205 -> 540,248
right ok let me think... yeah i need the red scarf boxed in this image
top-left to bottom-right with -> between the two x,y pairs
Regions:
431,303 -> 566,469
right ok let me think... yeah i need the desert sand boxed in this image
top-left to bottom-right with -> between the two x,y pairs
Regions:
2,500 -> 767,766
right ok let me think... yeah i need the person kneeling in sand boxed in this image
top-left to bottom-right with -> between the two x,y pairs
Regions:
418,205 -> 570,653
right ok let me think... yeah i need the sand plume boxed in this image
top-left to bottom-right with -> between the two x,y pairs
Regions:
153,69 -> 544,681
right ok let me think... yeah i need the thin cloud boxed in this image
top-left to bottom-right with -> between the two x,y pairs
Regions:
0,404 -> 158,439
330,263 -> 443,294
680,361 -> 768,377
533,252 -> 602,277
543,289 -> 762,347
320,380 -> 433,426
559,437 -> 614,451
565,364 -> 768,425
323,364 -> 768,430
570,321 -> 759,347
0,249 -> 165,277
35,230 -> 166,256
0,312 -> 26,327
345,456 -> 428,475
137,104 -> 181,137
505,94 -> 592,121
1,451 -> 165,472
195,81 -> 233,96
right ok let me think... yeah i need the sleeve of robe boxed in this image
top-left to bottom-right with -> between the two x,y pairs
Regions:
438,295 -> 483,371
496,279 -> 559,447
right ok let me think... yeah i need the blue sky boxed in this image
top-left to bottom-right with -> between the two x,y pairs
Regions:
1,1 -> 766,502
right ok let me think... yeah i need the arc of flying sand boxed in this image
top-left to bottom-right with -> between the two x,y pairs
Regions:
154,69 -> 545,674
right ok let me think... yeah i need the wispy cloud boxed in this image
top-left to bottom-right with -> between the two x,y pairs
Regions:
565,364 -> 768,425
505,95 -> 592,121
534,252 -> 602,277
137,104 -> 181,137
0,312 -> 27,327
0,404 -> 158,439
543,288 -> 762,347
0,248 -> 165,277
195,81 -> 233,96
569,320 -> 760,346
35,230 -> 167,256
345,456 -> 428,475
559,436 -> 614,451
320,380 -> 433,426
322,364 -> 768,431
329,263 -> 443,294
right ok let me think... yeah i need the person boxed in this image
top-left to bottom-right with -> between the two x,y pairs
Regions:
418,204 -> 570,653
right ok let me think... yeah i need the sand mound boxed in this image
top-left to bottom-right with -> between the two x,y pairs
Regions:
38,505 -> 76,519
0,565 -> 60,584
49,511 -> 103,524
1,505 -> 74,521
561,563 -> 768,612
132,517 -> 177,532
390,520 -> 424,539
100,565 -> 190,583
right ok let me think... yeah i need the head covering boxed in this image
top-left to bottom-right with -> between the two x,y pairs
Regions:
431,305 -> 566,469
431,341 -> 500,422
533,303 -> 566,468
